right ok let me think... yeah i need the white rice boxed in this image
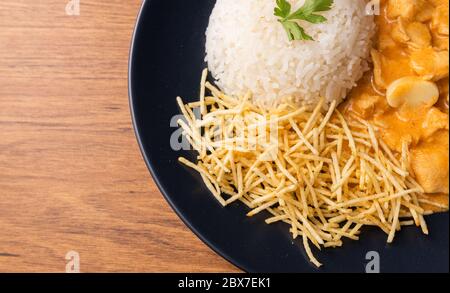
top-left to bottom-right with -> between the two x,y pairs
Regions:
205,0 -> 376,109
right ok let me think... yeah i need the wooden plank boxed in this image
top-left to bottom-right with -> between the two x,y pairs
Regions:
0,0 -> 238,272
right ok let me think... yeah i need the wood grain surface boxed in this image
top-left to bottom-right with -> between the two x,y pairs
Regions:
0,0 -> 238,272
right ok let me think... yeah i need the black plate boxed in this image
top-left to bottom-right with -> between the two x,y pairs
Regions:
128,0 -> 449,272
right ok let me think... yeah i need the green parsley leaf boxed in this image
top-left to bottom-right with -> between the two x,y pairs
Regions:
301,13 -> 327,24
297,0 -> 333,15
274,0 -> 334,41
280,20 -> 314,41
274,0 -> 291,18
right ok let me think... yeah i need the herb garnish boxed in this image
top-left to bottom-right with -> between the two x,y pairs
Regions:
274,0 -> 334,41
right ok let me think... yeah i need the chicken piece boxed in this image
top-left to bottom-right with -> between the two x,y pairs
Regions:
416,3 -> 435,22
353,94 -> 381,118
371,49 -> 386,89
432,4 -> 449,36
379,33 -> 397,50
387,0 -> 429,20
410,47 -> 449,80
421,107 -> 449,138
391,18 -> 410,44
432,34 -> 449,51
428,0 -> 449,6
411,130 -> 449,194
406,22 -> 432,48
371,49 -> 416,89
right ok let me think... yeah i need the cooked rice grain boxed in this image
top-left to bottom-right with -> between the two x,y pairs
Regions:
205,0 -> 376,109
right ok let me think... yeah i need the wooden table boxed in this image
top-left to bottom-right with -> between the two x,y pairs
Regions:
0,0 -> 238,272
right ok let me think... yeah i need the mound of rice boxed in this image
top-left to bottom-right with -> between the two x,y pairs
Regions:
205,0 -> 375,109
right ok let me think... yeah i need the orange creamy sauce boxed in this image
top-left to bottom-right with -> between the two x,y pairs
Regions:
343,0 -> 449,211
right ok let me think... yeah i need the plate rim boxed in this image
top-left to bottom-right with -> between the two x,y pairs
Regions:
127,0 -> 449,273
127,0 -> 245,272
